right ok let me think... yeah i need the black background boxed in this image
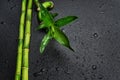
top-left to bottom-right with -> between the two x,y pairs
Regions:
0,0 -> 120,80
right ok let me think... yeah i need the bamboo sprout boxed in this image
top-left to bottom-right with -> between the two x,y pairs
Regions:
22,0 -> 32,80
15,0 -> 27,80
34,0 -> 54,11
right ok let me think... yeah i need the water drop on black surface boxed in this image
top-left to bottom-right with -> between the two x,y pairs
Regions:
92,65 -> 97,70
61,28 -> 65,32
98,74 -> 104,79
56,67 -> 61,71
33,72 -> 42,77
100,11 -> 105,14
33,68 -> 46,77
99,3 -> 105,8
10,5 -> 16,10
0,21 -> 5,24
64,69 -> 71,74
40,68 -> 46,72
93,33 -> 98,38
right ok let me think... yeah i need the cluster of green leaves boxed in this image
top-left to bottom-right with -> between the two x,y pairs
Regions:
36,2 -> 78,54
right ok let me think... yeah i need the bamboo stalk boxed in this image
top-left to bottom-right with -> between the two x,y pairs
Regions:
15,0 -> 27,80
22,0 -> 32,80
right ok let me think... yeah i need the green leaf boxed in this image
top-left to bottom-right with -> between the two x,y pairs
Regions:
42,1 -> 54,9
50,13 -> 58,18
36,23 -> 46,30
40,32 -> 52,54
38,3 -> 54,27
55,16 -> 78,28
53,27 -> 74,51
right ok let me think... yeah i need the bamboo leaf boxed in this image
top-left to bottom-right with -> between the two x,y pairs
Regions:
36,23 -> 46,30
42,1 -> 54,9
55,16 -> 78,28
50,13 -> 58,18
40,32 -> 52,54
53,27 -> 74,51
38,3 -> 54,27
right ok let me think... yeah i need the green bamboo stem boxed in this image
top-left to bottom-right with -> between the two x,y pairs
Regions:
15,0 -> 27,80
22,0 -> 32,80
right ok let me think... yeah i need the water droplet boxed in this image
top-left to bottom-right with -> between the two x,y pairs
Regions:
99,3 -> 105,8
100,11 -> 104,14
93,33 -> 98,38
10,5 -> 16,10
33,68 -> 46,77
92,65 -> 97,70
0,21 -> 5,24
41,68 -> 46,72
64,69 -> 71,74
61,28 -> 65,32
56,67 -> 61,71
33,72 -> 42,77
98,74 -> 104,79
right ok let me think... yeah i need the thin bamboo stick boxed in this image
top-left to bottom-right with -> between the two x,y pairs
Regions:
15,0 -> 27,80
22,0 -> 32,80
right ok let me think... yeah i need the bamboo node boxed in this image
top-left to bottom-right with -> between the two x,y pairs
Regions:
18,38 -> 23,40
25,32 -> 31,36
23,48 -> 29,52
16,72 -> 21,75
25,32 -> 30,34
22,67 -> 29,69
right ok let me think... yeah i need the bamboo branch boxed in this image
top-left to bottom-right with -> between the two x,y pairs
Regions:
15,0 -> 27,80
22,0 -> 32,80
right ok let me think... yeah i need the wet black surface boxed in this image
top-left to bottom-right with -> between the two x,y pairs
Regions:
0,0 -> 120,80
